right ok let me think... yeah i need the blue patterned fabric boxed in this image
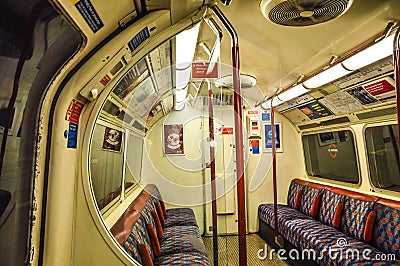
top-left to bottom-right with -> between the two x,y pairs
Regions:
299,186 -> 323,216
282,219 -> 397,266
165,208 -> 198,227
341,197 -> 375,241
122,219 -> 154,263
287,181 -> 304,208
155,251 -> 210,265
160,233 -> 207,256
319,190 -> 345,227
258,204 -> 312,235
373,203 -> 400,260
163,225 -> 202,239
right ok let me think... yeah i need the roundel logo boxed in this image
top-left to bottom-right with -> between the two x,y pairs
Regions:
327,143 -> 338,158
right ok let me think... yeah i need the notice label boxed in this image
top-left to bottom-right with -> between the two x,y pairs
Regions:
249,139 -> 260,154
191,62 -> 219,79
65,99 -> 84,124
67,122 -> 78,149
216,127 -> 234,135
128,27 -> 150,52
74,0 -> 104,33
262,113 -> 270,121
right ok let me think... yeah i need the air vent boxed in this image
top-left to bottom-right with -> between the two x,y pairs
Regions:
320,116 -> 350,126
356,107 -> 397,120
260,0 -> 353,26
298,123 -> 319,130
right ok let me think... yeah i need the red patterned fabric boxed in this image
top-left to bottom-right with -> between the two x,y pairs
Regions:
155,202 -> 165,226
138,243 -> 154,266
310,194 -> 321,218
151,210 -> 163,239
333,200 -> 344,229
146,224 -> 160,257
364,211 -> 376,244
294,189 -> 303,210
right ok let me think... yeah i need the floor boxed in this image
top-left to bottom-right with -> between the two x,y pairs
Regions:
203,234 -> 288,266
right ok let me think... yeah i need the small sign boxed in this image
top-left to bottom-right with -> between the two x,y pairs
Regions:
128,27 -> 150,52
328,143 -> 338,158
74,0 -> 104,33
65,99 -> 84,124
262,113 -> 270,121
163,124 -> 184,155
216,127 -> 234,135
191,62 -> 219,79
67,122 -> 78,149
248,110 -> 258,115
100,74 -> 111,86
249,139 -> 260,154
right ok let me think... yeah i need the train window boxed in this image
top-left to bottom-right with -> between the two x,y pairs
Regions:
365,124 -> 400,192
90,124 -> 125,211
302,130 -> 359,184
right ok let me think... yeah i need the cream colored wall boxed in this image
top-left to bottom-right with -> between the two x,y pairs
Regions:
141,106 -> 206,233
243,103 -> 306,233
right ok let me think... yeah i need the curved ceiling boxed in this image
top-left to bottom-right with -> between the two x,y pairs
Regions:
216,0 -> 400,100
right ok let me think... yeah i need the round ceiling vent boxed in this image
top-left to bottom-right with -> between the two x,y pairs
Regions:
260,0 -> 353,26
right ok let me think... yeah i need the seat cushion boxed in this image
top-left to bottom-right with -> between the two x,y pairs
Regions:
299,185 -> 323,217
165,208 -> 198,227
122,221 -> 154,263
341,197 -> 375,241
319,189 -> 346,227
287,180 -> 305,209
282,219 -> 395,266
160,225 -> 205,256
258,204 -> 312,235
155,251 -> 210,265
373,203 -> 400,260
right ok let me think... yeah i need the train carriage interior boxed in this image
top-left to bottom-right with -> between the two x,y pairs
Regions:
1,0 -> 400,265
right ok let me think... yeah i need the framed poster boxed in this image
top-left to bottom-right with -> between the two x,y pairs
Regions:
163,124 -> 184,155
263,123 -> 282,152
102,127 -> 123,152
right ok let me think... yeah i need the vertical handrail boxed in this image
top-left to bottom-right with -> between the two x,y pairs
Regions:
271,105 -> 278,238
207,79 -> 219,266
394,27 -> 400,165
211,5 -> 247,266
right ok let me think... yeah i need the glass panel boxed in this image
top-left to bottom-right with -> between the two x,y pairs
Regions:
90,124 -> 124,211
302,130 -> 359,183
365,124 -> 400,192
0,6 -> 82,265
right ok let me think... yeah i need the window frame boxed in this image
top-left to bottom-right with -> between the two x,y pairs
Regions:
363,120 -> 400,196
301,127 -> 361,187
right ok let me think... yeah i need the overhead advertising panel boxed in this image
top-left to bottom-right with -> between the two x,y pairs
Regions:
319,90 -> 363,115
298,101 -> 333,120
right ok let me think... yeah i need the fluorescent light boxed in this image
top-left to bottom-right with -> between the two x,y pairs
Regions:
342,34 -> 395,70
276,84 -> 308,102
303,64 -> 351,89
174,23 -> 200,110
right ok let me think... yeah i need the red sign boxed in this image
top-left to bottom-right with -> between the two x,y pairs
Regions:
65,99 -> 84,124
248,110 -> 258,115
363,79 -> 395,96
100,74 -> 111,86
216,127 -> 234,135
191,62 -> 219,79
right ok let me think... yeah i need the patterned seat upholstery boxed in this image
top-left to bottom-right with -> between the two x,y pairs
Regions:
258,179 -> 400,266
112,185 -> 210,265
155,251 -> 210,265
165,208 -> 198,227
258,203 -> 312,234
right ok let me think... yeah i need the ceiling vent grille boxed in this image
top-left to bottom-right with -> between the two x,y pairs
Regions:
320,116 -> 350,126
261,0 -> 353,26
298,123 -> 319,130
356,107 -> 397,120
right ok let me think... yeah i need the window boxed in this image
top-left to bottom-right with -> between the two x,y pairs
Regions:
365,124 -> 400,192
302,130 -> 359,184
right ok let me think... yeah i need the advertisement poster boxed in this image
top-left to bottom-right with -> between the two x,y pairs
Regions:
298,101 -> 333,120
347,86 -> 378,105
264,123 -> 282,152
163,124 -> 184,155
361,77 -> 396,101
102,127 -> 122,152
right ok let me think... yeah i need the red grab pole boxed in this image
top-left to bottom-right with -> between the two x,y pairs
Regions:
207,80 -> 219,266
271,105 -> 278,238
394,27 -> 400,163
211,5 -> 247,265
